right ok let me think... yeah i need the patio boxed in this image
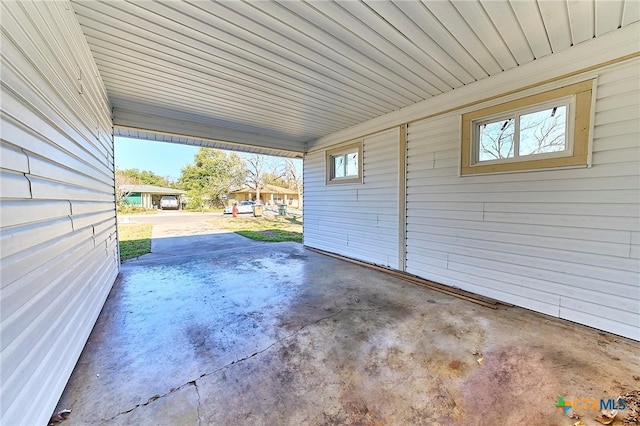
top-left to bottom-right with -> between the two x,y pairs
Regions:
54,218 -> 640,425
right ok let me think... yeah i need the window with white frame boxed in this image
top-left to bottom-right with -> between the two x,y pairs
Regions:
325,141 -> 362,185
461,80 -> 594,175
475,99 -> 572,163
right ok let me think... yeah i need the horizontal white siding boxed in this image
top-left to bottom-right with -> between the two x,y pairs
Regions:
405,60 -> 640,340
304,129 -> 399,268
0,2 -> 118,425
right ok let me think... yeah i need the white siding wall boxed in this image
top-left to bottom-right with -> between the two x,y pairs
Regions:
1,2 -> 118,424
305,129 -> 399,269
406,60 -> 639,340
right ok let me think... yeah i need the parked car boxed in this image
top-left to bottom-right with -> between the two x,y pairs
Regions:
223,200 -> 257,214
160,195 -> 179,210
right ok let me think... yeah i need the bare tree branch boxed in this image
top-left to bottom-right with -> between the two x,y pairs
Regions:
245,155 -> 269,203
479,107 -> 565,161
285,158 -> 303,209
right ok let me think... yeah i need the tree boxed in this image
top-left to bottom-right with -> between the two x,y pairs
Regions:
245,154 -> 286,201
177,148 -> 246,208
244,155 -> 265,202
261,171 -> 288,188
245,154 -> 285,203
118,168 -> 170,187
478,106 -> 566,161
284,158 -> 303,209
518,106 -> 567,156
114,171 -> 137,207
478,119 -> 515,161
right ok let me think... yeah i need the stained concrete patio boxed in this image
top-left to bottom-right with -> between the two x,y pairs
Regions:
54,216 -> 640,425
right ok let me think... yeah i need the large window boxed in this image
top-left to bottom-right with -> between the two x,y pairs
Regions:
325,141 -> 363,185
461,80 -> 594,175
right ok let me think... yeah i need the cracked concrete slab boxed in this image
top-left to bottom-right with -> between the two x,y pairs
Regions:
54,214 -> 640,425
106,382 -> 200,426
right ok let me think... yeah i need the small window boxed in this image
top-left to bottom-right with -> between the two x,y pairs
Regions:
326,141 -> 363,185
476,100 -> 571,163
461,80 -> 594,175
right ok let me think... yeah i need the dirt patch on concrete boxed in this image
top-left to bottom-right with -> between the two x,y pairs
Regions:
460,344 -> 564,426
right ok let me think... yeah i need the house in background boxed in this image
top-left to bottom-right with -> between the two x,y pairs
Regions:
120,184 -> 185,209
228,184 -> 300,207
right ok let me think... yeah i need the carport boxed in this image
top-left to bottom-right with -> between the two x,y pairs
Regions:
54,216 -> 640,425
1,1 -> 639,424
120,184 -> 186,210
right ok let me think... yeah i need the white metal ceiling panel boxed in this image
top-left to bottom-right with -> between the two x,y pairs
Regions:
420,1 -> 502,75
509,1 -> 553,59
69,0 -> 639,154
451,1 -> 519,69
623,0 -> 640,26
393,1 -> 491,79
596,0 -> 625,35
358,0 -> 474,86
568,0 -> 596,44
481,0 -> 535,65
538,1 -> 574,52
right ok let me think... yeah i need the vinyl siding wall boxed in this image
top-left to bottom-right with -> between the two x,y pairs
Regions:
1,2 -> 118,424
304,59 -> 639,341
406,60 -> 639,341
304,129 -> 399,269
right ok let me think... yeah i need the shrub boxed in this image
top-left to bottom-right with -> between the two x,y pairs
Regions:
117,205 -> 149,215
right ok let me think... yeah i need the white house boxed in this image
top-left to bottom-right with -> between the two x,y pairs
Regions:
1,1 -> 638,424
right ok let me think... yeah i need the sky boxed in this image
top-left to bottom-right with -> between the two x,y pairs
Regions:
115,137 -> 199,181
114,137 -> 302,182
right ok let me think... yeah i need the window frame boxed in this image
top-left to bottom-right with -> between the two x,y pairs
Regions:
461,80 -> 594,176
325,141 -> 363,185
473,97 -> 574,165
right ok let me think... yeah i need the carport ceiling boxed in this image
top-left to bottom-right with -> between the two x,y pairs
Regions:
71,0 -> 638,155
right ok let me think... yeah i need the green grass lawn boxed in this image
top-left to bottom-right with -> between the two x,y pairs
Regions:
118,222 -> 152,261
216,215 -> 303,243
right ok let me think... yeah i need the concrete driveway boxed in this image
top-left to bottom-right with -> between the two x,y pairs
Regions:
120,211 -> 255,257
54,213 -> 640,425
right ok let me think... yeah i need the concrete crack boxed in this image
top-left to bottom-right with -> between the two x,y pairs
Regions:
192,380 -> 202,426
99,307 -> 371,423
209,308 -> 347,372
100,380 -> 197,424
342,306 -> 383,312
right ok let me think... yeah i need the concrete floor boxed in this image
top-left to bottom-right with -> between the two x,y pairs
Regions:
55,214 -> 640,425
